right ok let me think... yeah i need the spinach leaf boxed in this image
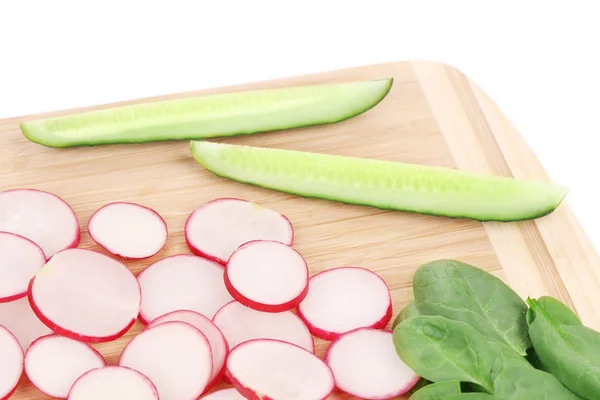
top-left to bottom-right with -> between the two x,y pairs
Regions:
409,377 -> 432,394
392,301 -> 419,330
446,395 -> 500,399
527,297 -> 600,399
526,296 -> 581,326
486,341 -> 531,383
393,315 -> 495,393
413,260 -> 531,355
493,366 -> 583,399
410,380 -> 461,399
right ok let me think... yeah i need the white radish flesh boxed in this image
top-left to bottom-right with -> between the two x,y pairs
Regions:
0,189 -> 79,258
137,255 -> 232,323
213,301 -> 314,353
146,310 -> 228,387
0,232 -> 46,303
202,388 -> 246,400
225,240 -> 308,312
28,248 -> 141,343
325,328 -> 420,399
88,202 -> 167,259
119,321 -> 213,400
0,325 -> 23,400
298,267 -> 392,340
68,366 -> 158,400
25,334 -> 106,398
226,339 -> 334,400
0,297 -> 53,350
185,198 -> 293,265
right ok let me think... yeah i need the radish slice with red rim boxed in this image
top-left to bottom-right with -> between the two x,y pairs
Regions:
225,240 -> 308,312
0,325 -> 23,400
146,310 -> 228,389
297,267 -> 392,340
202,388 -> 245,400
0,232 -> 46,303
88,202 -> 167,259
185,198 -> 293,265
68,366 -> 159,400
226,339 -> 334,400
28,248 -> 141,343
0,189 -> 79,258
24,334 -> 106,398
0,297 -> 53,350
137,255 -> 232,323
119,321 -> 213,400
325,328 -> 420,399
213,301 -> 314,353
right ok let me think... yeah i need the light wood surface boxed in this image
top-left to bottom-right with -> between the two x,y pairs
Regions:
2,60 -> 600,399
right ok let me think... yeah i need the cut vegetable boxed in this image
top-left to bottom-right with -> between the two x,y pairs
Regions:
25,334 -> 106,398
28,248 -> 141,343
225,240 -> 308,312
0,189 -> 80,258
201,388 -> 245,400
88,202 -> 167,259
297,267 -> 392,340
226,339 -> 334,400
21,79 -> 393,148
146,310 -> 228,388
0,325 -> 23,400
185,198 -> 293,265
0,297 -> 53,350
119,321 -> 213,400
0,232 -> 46,303
137,254 -> 233,323
213,301 -> 314,352
325,328 -> 420,399
190,141 -> 569,222
68,366 -> 159,400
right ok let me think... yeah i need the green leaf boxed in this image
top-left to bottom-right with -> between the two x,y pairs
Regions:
392,301 -> 419,330
446,394 -> 500,399
527,298 -> 600,399
413,260 -> 531,355
393,315 -> 495,393
526,296 -> 581,326
410,381 -> 461,399
493,366 -> 583,399
486,341 -> 532,383
409,377 -> 432,394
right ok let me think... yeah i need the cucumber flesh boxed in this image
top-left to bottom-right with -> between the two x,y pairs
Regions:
20,79 -> 393,148
190,141 -> 568,222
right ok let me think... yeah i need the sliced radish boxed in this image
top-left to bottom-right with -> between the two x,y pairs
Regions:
28,248 -> 141,343
138,254 -> 232,323
68,366 -> 159,400
297,267 -> 392,341
325,328 -> 420,399
0,232 -> 46,303
0,325 -> 23,400
0,297 -> 53,350
202,388 -> 245,400
225,240 -> 308,313
88,202 -> 168,259
226,339 -> 334,400
146,310 -> 228,389
119,321 -> 213,400
212,300 -> 314,353
0,189 -> 79,258
24,334 -> 106,398
185,198 -> 294,265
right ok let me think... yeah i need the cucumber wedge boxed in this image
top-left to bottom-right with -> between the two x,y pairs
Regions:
20,79 -> 393,148
190,141 -> 568,222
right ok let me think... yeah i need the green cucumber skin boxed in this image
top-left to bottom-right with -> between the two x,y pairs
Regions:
190,141 -> 568,222
20,79 -> 393,148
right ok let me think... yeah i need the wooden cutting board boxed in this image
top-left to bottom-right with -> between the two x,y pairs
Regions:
2,60 -> 600,399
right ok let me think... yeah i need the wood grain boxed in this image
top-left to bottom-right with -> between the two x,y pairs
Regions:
1,60 -> 599,399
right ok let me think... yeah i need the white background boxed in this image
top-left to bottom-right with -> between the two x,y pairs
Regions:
2,1 -> 600,248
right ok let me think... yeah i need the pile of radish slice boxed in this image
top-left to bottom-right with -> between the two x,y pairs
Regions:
0,191 -> 420,399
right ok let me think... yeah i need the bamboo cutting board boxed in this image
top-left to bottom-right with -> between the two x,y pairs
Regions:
2,60 -> 600,399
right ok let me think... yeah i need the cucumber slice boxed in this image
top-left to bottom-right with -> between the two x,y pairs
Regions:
20,79 -> 393,148
190,141 -> 568,222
